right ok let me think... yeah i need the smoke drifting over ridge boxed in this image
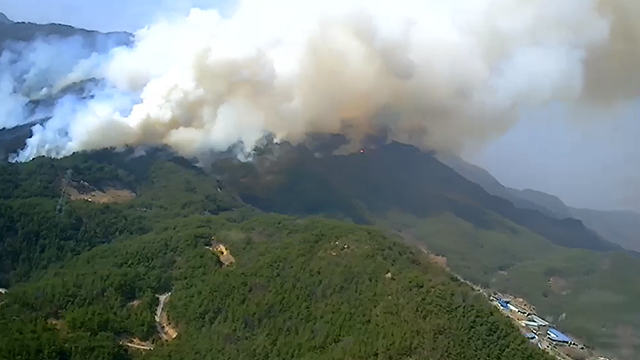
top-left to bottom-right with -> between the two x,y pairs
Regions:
0,0 -> 638,162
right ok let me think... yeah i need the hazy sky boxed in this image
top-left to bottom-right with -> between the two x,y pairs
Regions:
1,0 -> 638,212
471,103 -> 640,212
0,0 -> 233,32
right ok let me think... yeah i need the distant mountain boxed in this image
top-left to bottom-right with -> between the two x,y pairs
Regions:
0,12 -> 12,24
0,14 -> 132,160
435,153 -> 561,217
568,207 -> 640,253
0,12 -> 131,47
516,189 -> 572,219
227,141 -> 618,253
438,153 -> 640,252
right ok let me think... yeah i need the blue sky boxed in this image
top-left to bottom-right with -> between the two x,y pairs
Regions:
1,0 -> 638,212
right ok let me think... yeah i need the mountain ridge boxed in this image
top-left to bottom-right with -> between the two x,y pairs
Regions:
0,14 -> 132,161
437,153 -> 640,253
225,141 -> 619,253
0,12 -> 131,44
0,12 -> 12,24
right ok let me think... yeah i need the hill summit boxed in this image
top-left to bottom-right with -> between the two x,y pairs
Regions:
0,12 -> 12,24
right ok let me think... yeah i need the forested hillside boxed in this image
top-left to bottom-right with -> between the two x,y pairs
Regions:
224,141 -> 640,359
231,142 -> 617,252
0,149 -> 239,286
0,148 -> 552,360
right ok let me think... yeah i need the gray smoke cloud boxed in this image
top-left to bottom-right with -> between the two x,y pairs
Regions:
0,0 -> 637,163
583,0 -> 640,104
0,31 -> 131,126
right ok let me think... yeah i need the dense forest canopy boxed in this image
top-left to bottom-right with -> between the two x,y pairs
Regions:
224,141 -> 640,358
0,144 -> 638,359
0,148 -> 555,360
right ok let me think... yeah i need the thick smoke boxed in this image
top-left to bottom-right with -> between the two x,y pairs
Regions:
583,0 -> 640,104
1,0 -> 637,162
0,31 -> 131,125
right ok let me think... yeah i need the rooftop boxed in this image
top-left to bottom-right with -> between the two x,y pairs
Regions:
547,328 -> 572,343
521,321 -> 541,328
527,314 -> 549,326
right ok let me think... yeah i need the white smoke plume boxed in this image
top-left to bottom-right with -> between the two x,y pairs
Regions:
0,31 -> 131,126
1,0 -> 637,162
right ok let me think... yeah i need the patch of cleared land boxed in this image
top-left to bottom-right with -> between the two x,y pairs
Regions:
122,338 -> 154,351
210,242 -> 235,266
65,181 -> 136,203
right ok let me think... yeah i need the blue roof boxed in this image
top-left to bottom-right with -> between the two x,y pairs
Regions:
497,300 -> 510,309
547,328 -> 572,343
524,333 -> 537,340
